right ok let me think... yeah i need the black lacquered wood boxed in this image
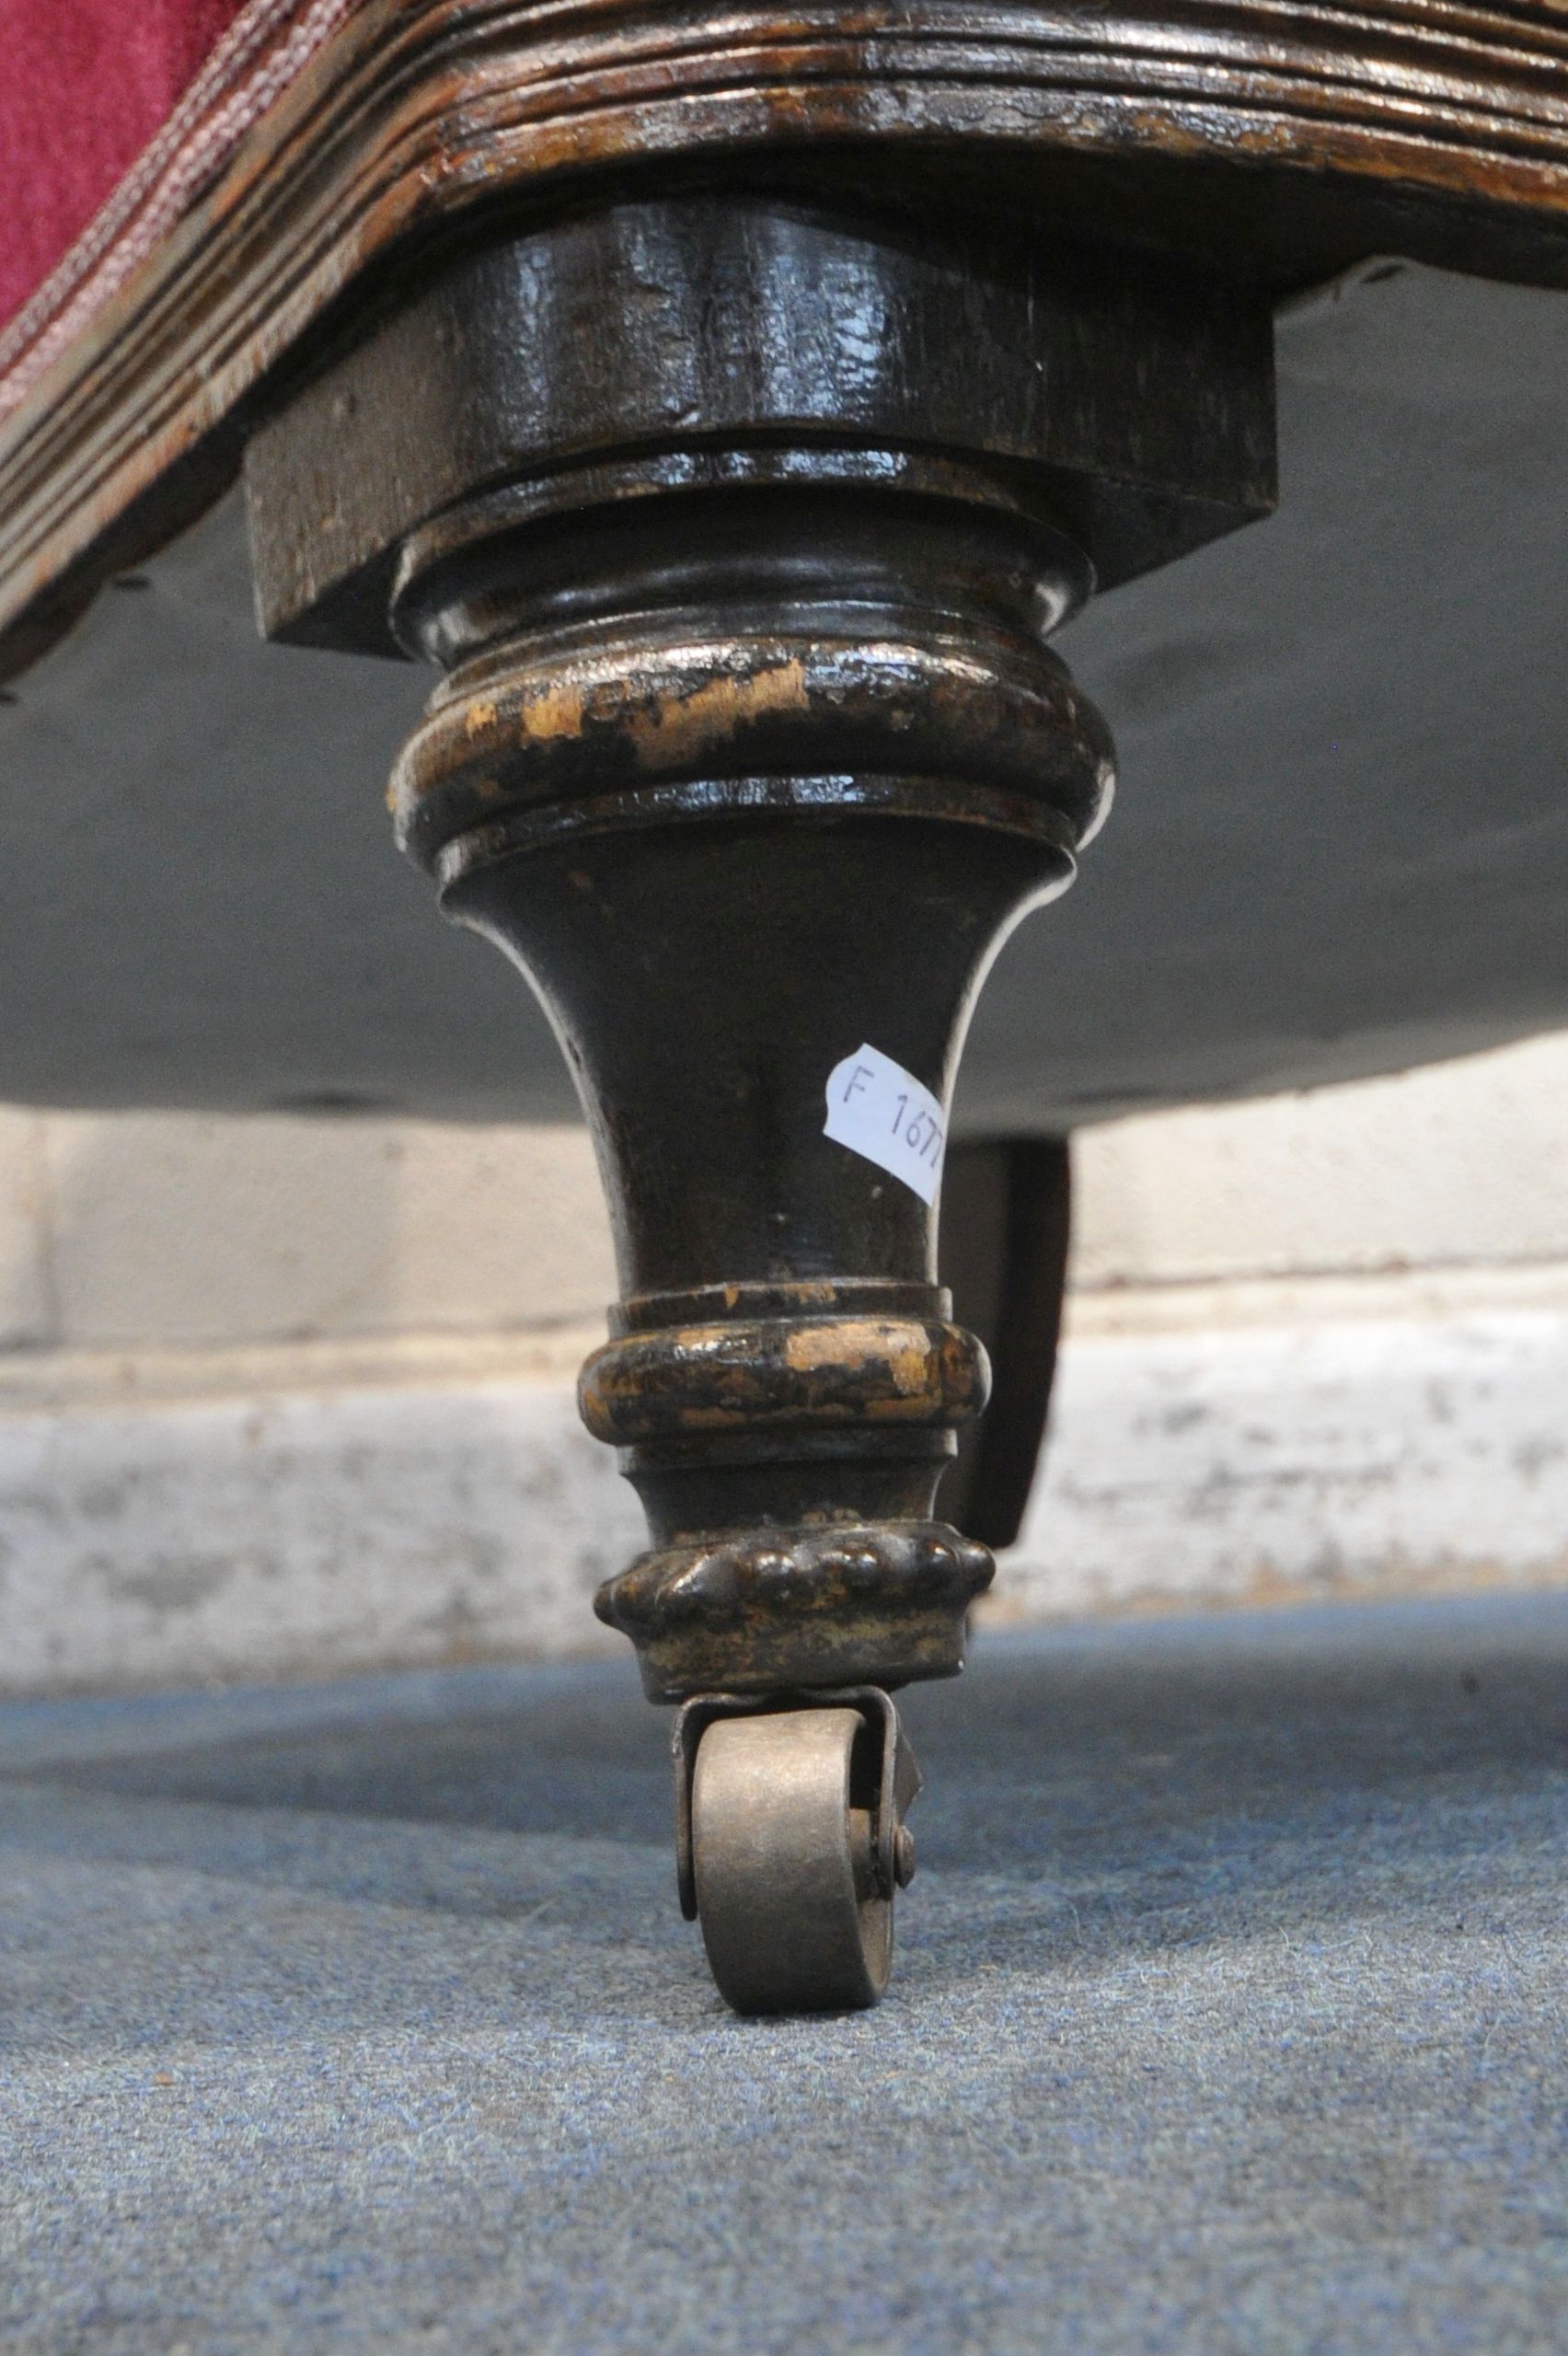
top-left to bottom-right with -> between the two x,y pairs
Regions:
246,191 -> 1273,1699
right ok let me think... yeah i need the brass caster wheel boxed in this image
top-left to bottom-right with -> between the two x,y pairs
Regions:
674,1691 -> 920,2015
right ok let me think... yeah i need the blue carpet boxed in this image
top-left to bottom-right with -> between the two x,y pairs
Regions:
4,1594 -> 1567,2352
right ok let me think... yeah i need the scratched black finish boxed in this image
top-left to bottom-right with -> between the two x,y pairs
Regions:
247,196 -> 1275,656
250,193 -> 1274,1698
447,815 -> 1066,1299
389,482 -> 1107,873
443,787 -> 1083,1693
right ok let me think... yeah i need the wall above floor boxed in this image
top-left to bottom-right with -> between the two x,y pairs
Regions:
5,1029 -> 1568,1692
4,1027 -> 1568,1355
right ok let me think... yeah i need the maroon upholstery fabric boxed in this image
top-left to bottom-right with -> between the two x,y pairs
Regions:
0,0 -> 248,329
0,0 -> 359,422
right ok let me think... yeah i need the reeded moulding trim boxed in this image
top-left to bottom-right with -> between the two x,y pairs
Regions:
1,0 -> 1565,673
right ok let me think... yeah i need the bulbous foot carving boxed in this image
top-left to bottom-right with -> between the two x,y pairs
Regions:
596,1520 -> 996,1703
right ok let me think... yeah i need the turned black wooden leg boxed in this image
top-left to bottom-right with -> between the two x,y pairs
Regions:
434,687 -> 1099,1702
246,190 -> 1274,2008
376,413 -> 1113,1708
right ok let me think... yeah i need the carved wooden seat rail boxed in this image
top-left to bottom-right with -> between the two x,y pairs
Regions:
2,0 -> 1565,672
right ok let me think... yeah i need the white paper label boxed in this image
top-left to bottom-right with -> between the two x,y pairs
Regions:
823,1043 -> 947,1205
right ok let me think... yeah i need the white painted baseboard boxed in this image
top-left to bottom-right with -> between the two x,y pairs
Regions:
997,1263 -> 1568,1622
5,1267 -> 1568,1695
0,1331 -> 639,1696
